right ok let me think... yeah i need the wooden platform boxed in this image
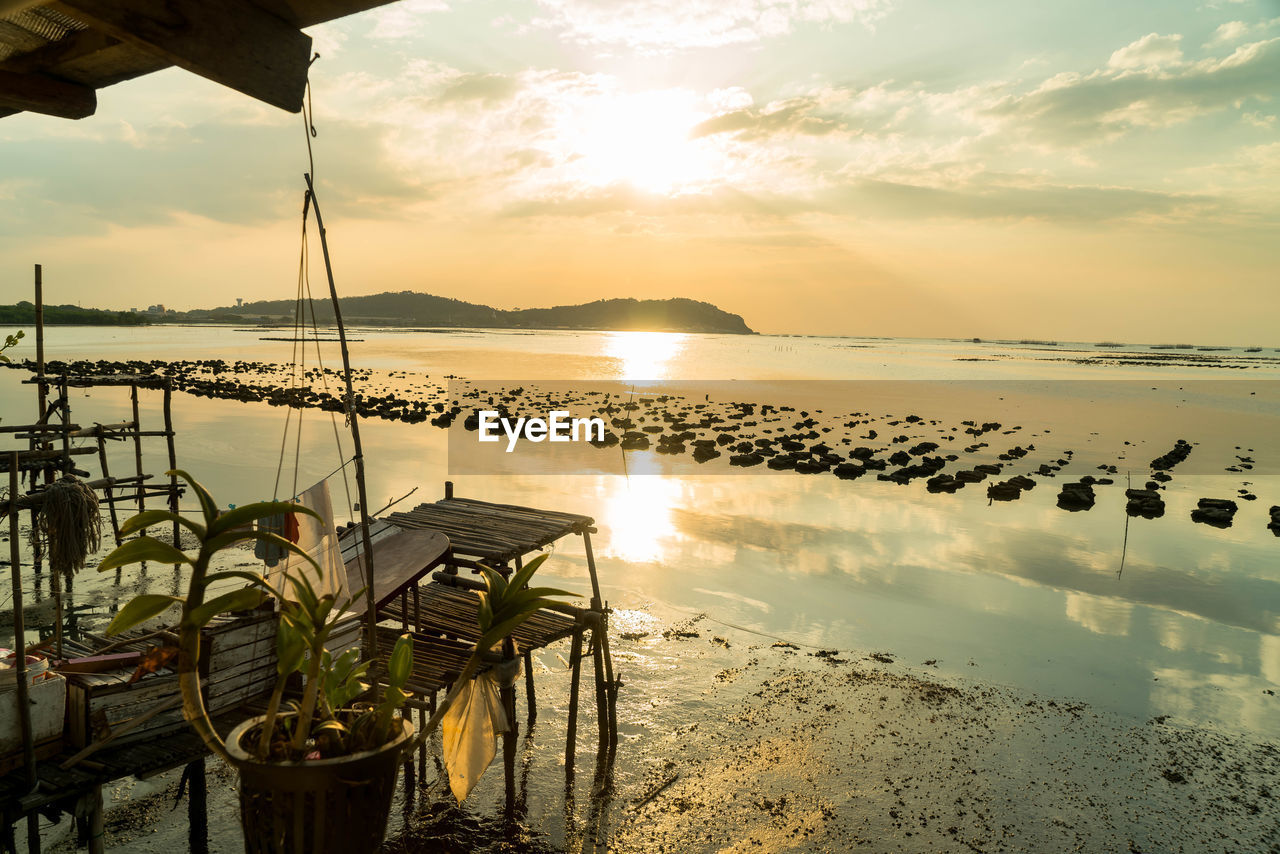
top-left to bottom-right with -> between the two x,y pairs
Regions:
387,497 -> 594,567
372,625 -> 493,697
0,706 -> 245,824
380,582 -> 577,652
339,522 -> 450,614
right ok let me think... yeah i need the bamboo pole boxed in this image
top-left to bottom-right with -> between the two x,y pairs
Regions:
95,429 -> 122,546
130,385 -> 145,515
8,453 -> 37,792
34,264 -> 46,424
58,377 -> 70,472
163,382 -> 179,551
565,627 -> 583,775
304,172 -> 378,660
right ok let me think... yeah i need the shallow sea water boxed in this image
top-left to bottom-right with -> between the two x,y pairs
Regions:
3,325 -> 1277,851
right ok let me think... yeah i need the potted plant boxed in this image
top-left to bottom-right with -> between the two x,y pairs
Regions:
100,470 -> 574,853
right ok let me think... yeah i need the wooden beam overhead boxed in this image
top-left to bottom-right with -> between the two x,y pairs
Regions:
0,67 -> 94,117
53,0 -> 312,112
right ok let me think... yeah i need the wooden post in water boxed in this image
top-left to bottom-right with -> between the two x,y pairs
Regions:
34,265 -> 46,424
163,382 -> 179,551
95,428 -> 122,546
303,172 -> 378,659
86,784 -> 104,854
186,758 -> 208,854
130,385 -> 145,515
8,454 -> 38,823
565,626 -> 584,775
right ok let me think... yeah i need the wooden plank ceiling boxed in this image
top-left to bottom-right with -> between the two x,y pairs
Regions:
0,0 -> 397,120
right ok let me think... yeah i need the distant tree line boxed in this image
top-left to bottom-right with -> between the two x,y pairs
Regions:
0,301 -> 148,326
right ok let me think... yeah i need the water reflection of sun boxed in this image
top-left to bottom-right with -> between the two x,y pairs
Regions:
605,331 -> 687,380
599,475 -> 682,564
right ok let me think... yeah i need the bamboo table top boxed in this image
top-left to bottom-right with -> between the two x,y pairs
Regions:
379,582 -> 577,652
340,522 -> 450,614
385,497 -> 594,565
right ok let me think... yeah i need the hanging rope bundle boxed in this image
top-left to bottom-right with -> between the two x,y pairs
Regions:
31,474 -> 102,585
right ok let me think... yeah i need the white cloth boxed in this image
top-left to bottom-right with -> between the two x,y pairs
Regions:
268,480 -> 350,607
441,672 -> 510,802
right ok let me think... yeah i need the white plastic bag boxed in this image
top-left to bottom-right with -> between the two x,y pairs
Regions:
441,671 -> 509,802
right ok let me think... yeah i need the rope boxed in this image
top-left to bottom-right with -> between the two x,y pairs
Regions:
268,62 -> 357,526
30,474 -> 101,586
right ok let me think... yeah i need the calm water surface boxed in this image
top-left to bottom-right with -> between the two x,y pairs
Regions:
3,325 -> 1277,742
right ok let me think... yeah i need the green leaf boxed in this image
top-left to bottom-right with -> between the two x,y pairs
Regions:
477,591 -> 493,632
313,719 -> 348,735
168,469 -> 218,529
119,509 -> 204,539
184,587 -> 265,629
506,552 -> 549,595
106,594 -> 183,636
201,570 -> 284,601
98,536 -> 190,571
208,500 -> 320,538
276,623 -> 306,677
477,610 -> 538,652
480,566 -> 507,600
388,633 -> 413,687
495,586 -> 579,618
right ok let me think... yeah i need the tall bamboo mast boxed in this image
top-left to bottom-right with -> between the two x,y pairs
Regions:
302,172 -> 378,658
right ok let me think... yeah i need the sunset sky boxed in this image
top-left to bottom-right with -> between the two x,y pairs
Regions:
2,0 -> 1278,342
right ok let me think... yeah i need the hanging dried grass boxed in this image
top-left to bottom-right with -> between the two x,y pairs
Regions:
31,474 -> 102,585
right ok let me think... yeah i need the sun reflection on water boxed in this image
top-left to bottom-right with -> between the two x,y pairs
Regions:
598,475 -> 683,564
604,331 -> 688,380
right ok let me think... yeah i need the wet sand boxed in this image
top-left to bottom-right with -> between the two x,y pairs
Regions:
42,618 -> 1279,854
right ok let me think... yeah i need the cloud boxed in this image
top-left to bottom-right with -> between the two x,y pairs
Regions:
1207,20 -> 1249,47
366,0 -> 451,41
528,0 -> 892,51
437,73 -> 520,104
496,172 -> 1216,226
987,37 -> 1280,144
690,96 -> 846,140
1108,33 -> 1183,69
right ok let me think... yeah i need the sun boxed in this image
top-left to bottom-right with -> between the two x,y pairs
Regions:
568,90 -> 712,195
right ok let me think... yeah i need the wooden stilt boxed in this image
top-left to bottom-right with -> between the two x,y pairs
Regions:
162,382 -> 179,551
34,265 -> 46,425
582,530 -> 616,739
50,544 -> 63,660
129,385 -> 145,515
87,784 -> 104,854
186,758 -> 208,854
94,429 -> 122,546
591,628 -> 608,748
523,648 -> 536,723
502,637 -> 517,813
58,377 -> 70,473
8,455 -> 38,802
417,705 -> 426,776
565,628 -> 583,774
26,814 -> 40,854
304,173 -> 378,661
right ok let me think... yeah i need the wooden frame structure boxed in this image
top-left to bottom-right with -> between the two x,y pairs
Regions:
0,0 -> 401,121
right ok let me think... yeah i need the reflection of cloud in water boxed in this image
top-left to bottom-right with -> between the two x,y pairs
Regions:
1259,634 -> 1280,686
691,587 -> 772,613
669,500 -> 1280,636
1150,667 -> 1276,736
1065,592 -> 1133,637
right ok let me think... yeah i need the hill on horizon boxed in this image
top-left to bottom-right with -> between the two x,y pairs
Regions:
199,292 -> 755,334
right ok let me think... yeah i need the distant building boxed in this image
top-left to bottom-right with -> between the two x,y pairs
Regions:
236,298 -> 244,307
147,304 -> 165,314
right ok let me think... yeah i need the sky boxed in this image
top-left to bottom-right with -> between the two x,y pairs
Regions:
1,0 -> 1278,342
